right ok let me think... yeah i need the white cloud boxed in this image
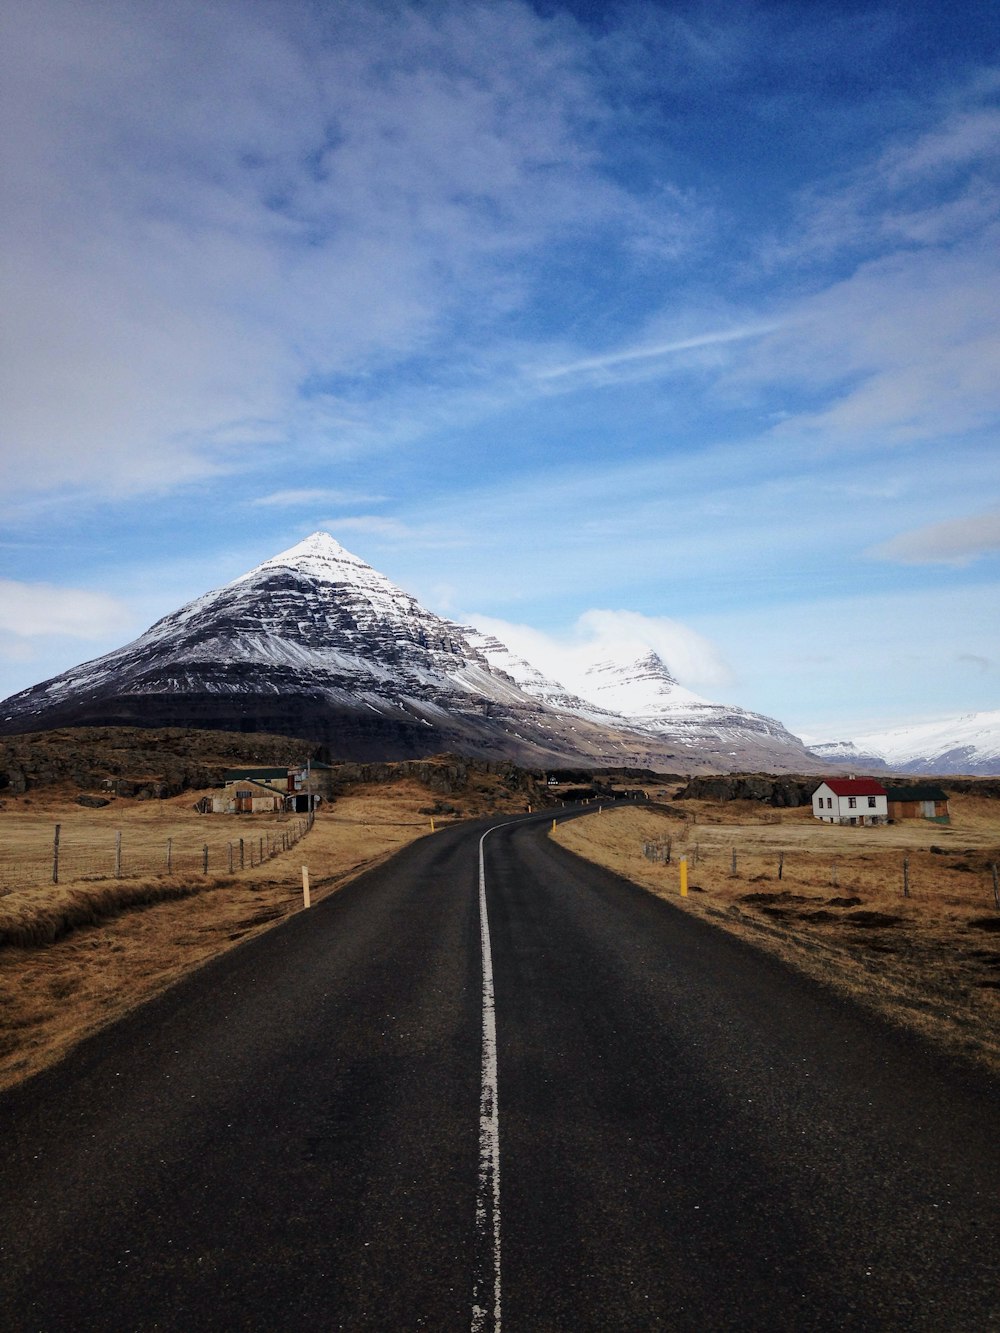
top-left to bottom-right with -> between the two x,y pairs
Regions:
0,0 -> 681,499
468,608 -> 734,694
870,510 -> 1000,566
740,228 -> 1000,449
250,488 -> 387,508
0,580 -> 133,639
532,323 -> 779,383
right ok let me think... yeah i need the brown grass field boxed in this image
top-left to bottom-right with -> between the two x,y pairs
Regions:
0,773 -> 534,1091
553,793 -> 1000,1073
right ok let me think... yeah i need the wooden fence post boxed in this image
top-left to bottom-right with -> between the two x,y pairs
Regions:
239,838 -> 245,870
731,848 -> 737,876
203,844 -> 209,875
228,842 -> 233,873
115,831 -> 122,879
52,823 -> 60,884
993,863 -> 999,910
778,851 -> 784,881
903,857 -> 910,899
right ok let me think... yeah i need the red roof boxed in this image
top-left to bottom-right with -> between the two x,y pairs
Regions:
821,778 -> 887,797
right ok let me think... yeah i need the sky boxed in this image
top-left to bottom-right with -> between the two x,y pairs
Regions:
2,0 -> 999,742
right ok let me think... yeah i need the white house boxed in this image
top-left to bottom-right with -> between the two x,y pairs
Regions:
812,778 -> 888,826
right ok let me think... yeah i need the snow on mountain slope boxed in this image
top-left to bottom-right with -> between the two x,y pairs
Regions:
578,652 -> 710,715
567,650 -> 819,769
810,710 -> 1000,776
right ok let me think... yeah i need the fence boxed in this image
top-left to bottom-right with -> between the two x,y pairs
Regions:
642,836 -> 1000,911
0,811 -> 315,894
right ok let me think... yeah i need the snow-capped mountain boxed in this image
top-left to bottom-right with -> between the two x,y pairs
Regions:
570,651 -> 820,771
810,710 -> 1000,776
454,634 -> 820,770
0,532 -> 822,771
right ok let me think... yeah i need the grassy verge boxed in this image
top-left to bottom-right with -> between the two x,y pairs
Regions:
552,797 -> 1000,1074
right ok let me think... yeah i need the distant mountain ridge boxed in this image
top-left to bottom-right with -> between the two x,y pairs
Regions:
810,710 -> 1000,776
0,532 -> 823,771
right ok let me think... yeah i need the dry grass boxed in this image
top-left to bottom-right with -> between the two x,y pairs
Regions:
0,776 -> 529,1091
553,795 -> 1000,1073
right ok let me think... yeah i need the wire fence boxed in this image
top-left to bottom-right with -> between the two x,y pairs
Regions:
642,837 -> 1000,910
0,812 -> 316,894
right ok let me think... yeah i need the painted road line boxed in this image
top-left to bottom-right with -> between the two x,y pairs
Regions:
471,823 -> 508,1333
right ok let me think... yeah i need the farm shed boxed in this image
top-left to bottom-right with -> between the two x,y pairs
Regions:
812,778 -> 888,826
212,779 -> 288,815
885,785 -> 950,824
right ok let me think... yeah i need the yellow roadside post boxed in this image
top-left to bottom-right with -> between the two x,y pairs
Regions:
430,816 -> 435,832
679,856 -> 688,897
302,865 -> 311,909
552,818 -> 557,831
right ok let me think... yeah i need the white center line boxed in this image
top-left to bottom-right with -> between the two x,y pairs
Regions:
471,823 -> 508,1333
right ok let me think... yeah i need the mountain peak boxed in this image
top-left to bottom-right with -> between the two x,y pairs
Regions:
231,531 -> 404,599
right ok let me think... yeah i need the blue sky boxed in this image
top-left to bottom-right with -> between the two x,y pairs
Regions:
2,0 -> 999,740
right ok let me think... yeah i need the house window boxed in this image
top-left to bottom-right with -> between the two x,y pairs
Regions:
868,796 -> 876,808
848,797 -> 856,808
827,798 -> 833,808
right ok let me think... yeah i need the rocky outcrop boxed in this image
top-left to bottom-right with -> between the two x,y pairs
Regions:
674,774 -> 816,807
0,726 -> 322,797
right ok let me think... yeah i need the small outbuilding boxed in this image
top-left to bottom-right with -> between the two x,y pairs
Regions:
885,784 -> 950,824
212,779 -> 288,815
812,778 -> 888,826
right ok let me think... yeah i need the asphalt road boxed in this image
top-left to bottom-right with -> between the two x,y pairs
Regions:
1,808 -> 998,1331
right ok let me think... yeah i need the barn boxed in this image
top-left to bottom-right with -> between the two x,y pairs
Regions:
885,784 -> 950,824
212,779 -> 288,815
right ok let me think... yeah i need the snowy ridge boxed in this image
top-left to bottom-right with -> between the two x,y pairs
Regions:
579,652 -> 709,715
810,709 -> 1000,776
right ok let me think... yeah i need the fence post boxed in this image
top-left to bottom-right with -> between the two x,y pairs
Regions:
666,837 -> 672,864
203,844 -> 209,875
731,848 -> 737,876
778,851 -> 784,881
115,831 -> 122,879
166,837 -> 172,874
52,823 -> 60,884
239,838 -> 245,870
903,857 -> 910,899
228,842 -> 233,873
993,864 -> 999,911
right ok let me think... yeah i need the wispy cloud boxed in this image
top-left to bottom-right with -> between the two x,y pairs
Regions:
0,580 -> 133,640
0,0 -> 685,500
251,488 -> 387,508
532,323 -> 780,383
870,510 -> 1000,566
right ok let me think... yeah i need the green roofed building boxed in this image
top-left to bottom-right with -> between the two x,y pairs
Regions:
884,785 -> 950,824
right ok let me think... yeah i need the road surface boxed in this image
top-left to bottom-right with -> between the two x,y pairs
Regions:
1,808 -> 998,1330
